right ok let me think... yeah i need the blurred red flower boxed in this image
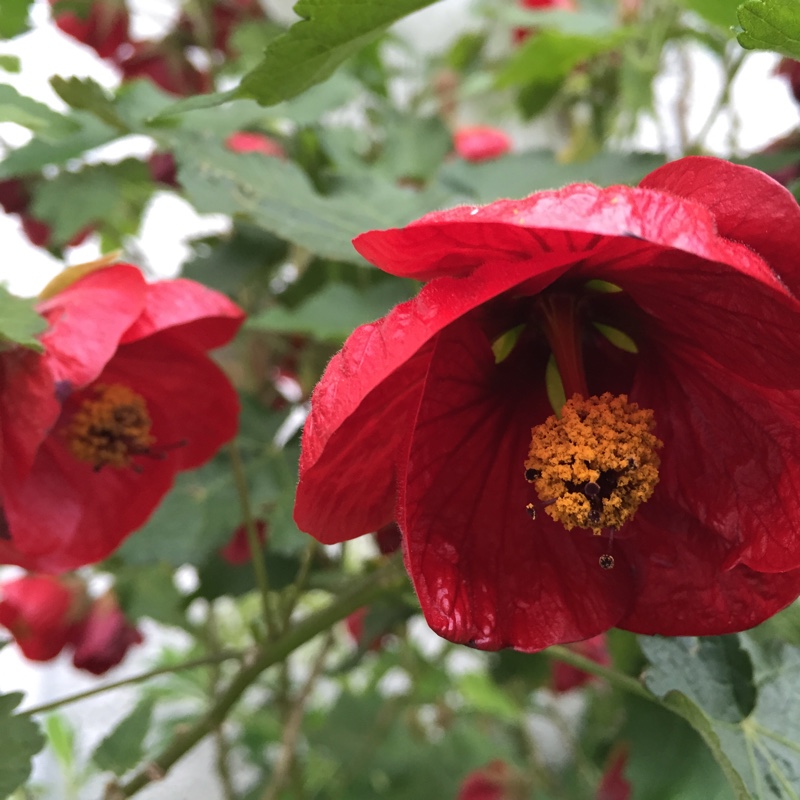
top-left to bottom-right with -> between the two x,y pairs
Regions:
295,156 -> 800,651
115,41 -> 212,96
374,521 -> 402,556
345,607 -> 388,652
514,0 -> 577,44
0,263 -> 244,572
219,520 -> 268,565
225,131 -> 286,158
50,0 -> 130,59
0,574 -> 87,661
453,127 -> 512,162
597,749 -> 631,800
551,633 -> 610,692
71,592 -> 142,674
457,761 -> 521,800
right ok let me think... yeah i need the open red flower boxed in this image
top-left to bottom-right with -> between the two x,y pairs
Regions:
71,592 -> 142,674
0,263 -> 244,572
295,156 -> 800,651
0,574 -> 88,661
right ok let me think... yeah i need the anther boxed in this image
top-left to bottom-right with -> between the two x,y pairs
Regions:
524,468 -> 540,483
525,503 -> 536,520
599,554 -> 615,570
524,393 -> 662,534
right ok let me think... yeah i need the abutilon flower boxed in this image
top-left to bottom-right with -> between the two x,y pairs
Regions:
0,263 -> 244,572
225,131 -> 286,158
0,574 -> 88,661
454,127 -> 513,163
456,761 -> 522,800
70,592 -> 142,675
295,156 -> 800,651
219,520 -> 268,565
596,749 -> 631,800
50,0 -> 130,60
513,0 -> 577,44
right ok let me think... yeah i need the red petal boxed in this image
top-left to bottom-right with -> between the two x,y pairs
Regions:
399,317 -> 633,651
120,278 -> 245,349
37,265 -> 146,387
633,350 -> 800,573
619,497 -> 800,635
353,180 -> 754,282
640,156 -> 800,297
295,255 -> 574,543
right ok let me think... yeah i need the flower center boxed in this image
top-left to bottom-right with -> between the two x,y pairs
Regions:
65,384 -> 155,470
524,393 -> 662,534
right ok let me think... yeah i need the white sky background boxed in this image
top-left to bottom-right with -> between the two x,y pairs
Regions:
0,0 -> 799,796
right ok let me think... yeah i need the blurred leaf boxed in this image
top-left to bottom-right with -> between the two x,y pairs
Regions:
196,550 -> 301,600
238,0 -> 440,105
0,0 -> 33,38
738,0 -> 800,59
0,693 -> 45,798
641,633 -> 800,799
436,149 -> 664,203
113,563 -> 186,628
50,76 -> 127,130
172,131 -> 454,263
31,159 -> 152,245
146,89 -> 238,122
92,699 -> 155,776
679,0 -> 741,30
749,601 -> 800,646
457,672 -> 521,722
0,54 -> 20,71
0,286 -> 46,351
45,714 -> 75,772
0,84 -> 77,137
376,111 -> 453,182
247,280 -> 414,342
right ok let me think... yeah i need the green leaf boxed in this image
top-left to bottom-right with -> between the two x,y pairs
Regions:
50,75 -> 128,131
0,693 -> 45,798
92,699 -> 155,776
0,54 -> 20,72
247,280 -> 415,342
679,0 -> 741,30
457,672 -> 521,722
146,89 -> 238,122
113,563 -> 186,628
641,633 -> 800,799
238,0 -> 441,105
0,84 -> 77,138
0,0 -> 33,39
45,714 -> 75,772
171,131 -> 454,263
737,0 -> 800,59
0,285 -> 46,351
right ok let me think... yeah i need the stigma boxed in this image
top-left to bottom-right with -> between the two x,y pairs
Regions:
524,393 -> 662,534
65,384 -> 155,470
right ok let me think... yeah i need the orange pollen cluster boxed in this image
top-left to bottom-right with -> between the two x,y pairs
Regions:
65,383 -> 155,470
524,393 -> 662,534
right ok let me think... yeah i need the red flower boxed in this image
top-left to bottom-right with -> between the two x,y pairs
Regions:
20,216 -> 94,250
457,761 -> 521,800
115,41 -> 212,96
147,151 -> 179,188
374,521 -> 402,555
0,574 -> 88,661
551,633 -> 609,692
453,127 -> 512,163
777,59 -> 800,105
0,263 -> 244,572
294,156 -> 800,651
71,592 -> 142,674
597,749 -> 631,800
225,131 -> 286,158
514,0 -> 577,44
50,0 -> 130,59
219,520 -> 267,565
345,606 -> 388,651
0,179 -> 31,215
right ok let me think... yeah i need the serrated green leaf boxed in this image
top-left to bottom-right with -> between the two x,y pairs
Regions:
0,285 -> 46,351
0,0 -> 33,39
146,89 -> 238,122
238,0 -> 441,105
247,281 -> 414,342
50,75 -> 128,131
170,131 -> 454,263
0,693 -> 45,797
678,0 -> 741,30
92,699 -> 155,776
0,84 -> 77,138
737,0 -> 800,59
641,634 -> 800,800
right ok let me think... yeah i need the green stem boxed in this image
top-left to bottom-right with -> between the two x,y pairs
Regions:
229,440 -> 278,639
111,557 -> 407,798
544,645 -> 653,702
20,651 -> 244,718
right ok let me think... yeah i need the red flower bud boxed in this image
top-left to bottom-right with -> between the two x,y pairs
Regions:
777,58 -> 800,105
0,179 -> 31,215
50,0 -> 130,60
225,131 -> 286,158
374,521 -> 402,555
453,127 -> 512,162
513,0 -> 577,44
597,748 -> 631,800
115,41 -> 212,97
0,574 -> 88,661
148,152 -> 179,188
345,607 -> 388,652
71,592 -> 142,675
219,520 -> 268,565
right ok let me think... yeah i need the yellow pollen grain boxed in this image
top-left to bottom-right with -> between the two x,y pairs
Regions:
524,393 -> 662,534
66,383 -> 154,469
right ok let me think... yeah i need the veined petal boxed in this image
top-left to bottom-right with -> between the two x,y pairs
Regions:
400,317 -> 633,651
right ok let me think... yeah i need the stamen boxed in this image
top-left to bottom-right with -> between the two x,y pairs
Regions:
524,393 -> 662,534
65,384 -> 156,470
599,554 -> 615,570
